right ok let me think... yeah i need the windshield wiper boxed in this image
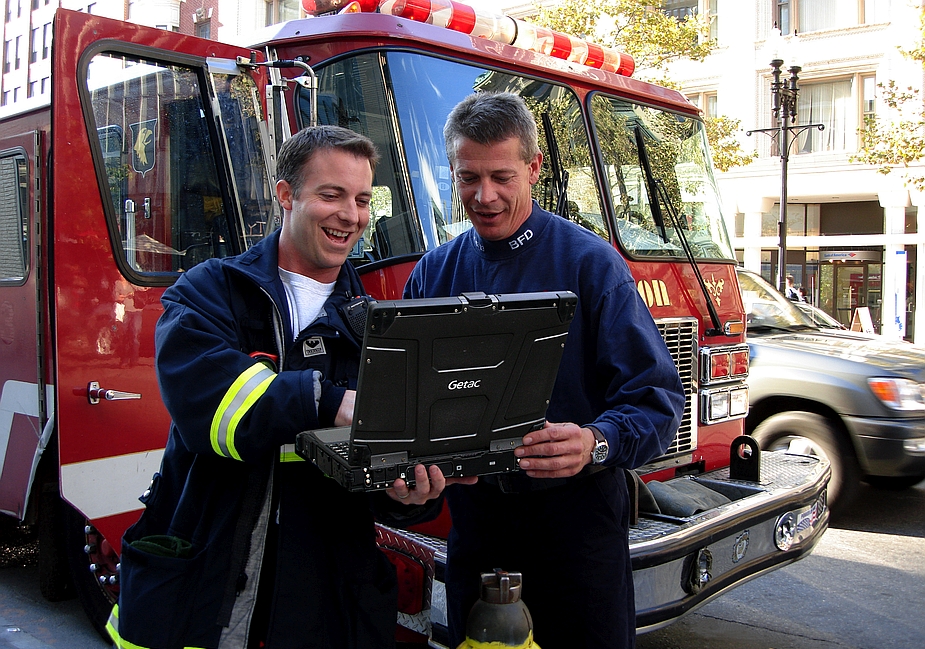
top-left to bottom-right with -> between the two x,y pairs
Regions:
542,112 -> 571,219
634,126 -> 669,243
632,124 -> 724,336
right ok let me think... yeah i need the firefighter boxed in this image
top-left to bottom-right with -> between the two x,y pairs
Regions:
403,92 -> 685,649
109,125 -> 462,649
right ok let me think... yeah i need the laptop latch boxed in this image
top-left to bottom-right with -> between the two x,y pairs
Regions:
461,292 -> 495,308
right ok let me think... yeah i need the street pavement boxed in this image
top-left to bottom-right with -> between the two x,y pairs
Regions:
0,479 -> 923,649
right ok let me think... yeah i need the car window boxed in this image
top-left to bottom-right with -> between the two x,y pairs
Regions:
738,269 -> 818,331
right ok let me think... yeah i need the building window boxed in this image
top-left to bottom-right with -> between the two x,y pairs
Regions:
1,91 -> 7,106
40,76 -> 47,94
195,19 -> 210,39
42,22 -> 50,59
14,34 -> 20,69
30,27 -> 37,63
27,80 -> 35,97
795,78 -> 853,153
687,91 -> 718,118
861,74 -> 876,123
663,0 -> 698,20
775,0 -> 881,34
707,0 -> 719,40
87,2 -> 95,14
5,0 -> 10,23
265,0 -> 300,26
3,39 -> 9,73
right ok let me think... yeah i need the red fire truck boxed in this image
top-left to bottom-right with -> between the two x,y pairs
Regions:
0,3 -> 828,645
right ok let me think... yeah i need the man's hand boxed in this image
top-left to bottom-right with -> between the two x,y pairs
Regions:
387,464 -> 478,505
513,422 -> 595,479
334,389 -> 356,427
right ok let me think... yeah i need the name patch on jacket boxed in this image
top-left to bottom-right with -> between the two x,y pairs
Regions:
303,336 -> 327,358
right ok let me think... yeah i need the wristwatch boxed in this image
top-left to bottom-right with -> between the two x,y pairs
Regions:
589,426 -> 609,465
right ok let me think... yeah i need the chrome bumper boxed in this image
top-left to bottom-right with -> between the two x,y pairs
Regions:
377,449 -> 830,646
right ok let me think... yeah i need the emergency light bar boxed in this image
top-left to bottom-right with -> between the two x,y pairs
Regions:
302,0 -> 635,76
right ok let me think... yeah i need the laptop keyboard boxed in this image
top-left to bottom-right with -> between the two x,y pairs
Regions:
329,441 -> 351,461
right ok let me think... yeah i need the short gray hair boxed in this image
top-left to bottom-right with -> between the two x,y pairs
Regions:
276,125 -> 379,198
444,92 -> 539,164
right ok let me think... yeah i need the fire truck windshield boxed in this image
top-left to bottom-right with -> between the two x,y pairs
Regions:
590,94 -> 734,261
301,50 -> 734,265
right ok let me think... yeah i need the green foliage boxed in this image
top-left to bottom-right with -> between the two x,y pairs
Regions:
852,10 -> 925,190
530,0 -> 715,73
706,115 -> 758,172
530,0 -> 754,172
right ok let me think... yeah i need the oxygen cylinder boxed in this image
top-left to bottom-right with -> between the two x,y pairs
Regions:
456,569 -> 541,649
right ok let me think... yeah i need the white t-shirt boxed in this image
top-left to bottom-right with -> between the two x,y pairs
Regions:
278,267 -> 336,337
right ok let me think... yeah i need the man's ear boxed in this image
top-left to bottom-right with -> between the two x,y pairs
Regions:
528,151 -> 544,185
276,179 -> 293,210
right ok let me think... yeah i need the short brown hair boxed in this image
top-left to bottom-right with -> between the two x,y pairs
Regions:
276,125 -> 380,198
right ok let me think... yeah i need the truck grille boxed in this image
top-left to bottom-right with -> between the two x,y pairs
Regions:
656,318 -> 698,455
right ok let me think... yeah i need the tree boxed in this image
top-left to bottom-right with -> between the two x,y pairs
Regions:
853,9 -> 925,191
531,0 -> 713,73
531,0 -> 756,171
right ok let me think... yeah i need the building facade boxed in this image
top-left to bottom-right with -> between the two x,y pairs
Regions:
667,0 -> 925,342
1,0 -> 302,115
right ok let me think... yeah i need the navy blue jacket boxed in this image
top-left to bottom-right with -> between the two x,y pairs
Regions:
405,203 -> 684,474
111,231 -> 422,649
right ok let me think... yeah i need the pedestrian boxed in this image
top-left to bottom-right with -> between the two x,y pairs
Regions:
785,274 -> 804,301
403,92 -> 686,648
109,125 -> 461,649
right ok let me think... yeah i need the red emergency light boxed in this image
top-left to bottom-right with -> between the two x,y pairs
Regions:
380,0 -> 635,76
303,0 -> 635,76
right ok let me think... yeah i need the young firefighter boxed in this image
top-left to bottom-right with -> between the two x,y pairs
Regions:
404,93 -> 686,648
110,125 -> 466,649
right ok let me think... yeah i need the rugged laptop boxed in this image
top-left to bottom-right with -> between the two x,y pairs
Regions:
295,290 -> 577,491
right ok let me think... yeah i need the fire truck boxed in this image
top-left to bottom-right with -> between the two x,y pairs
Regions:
0,2 -> 829,645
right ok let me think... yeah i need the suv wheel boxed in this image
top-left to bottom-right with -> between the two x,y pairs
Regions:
752,411 -> 859,514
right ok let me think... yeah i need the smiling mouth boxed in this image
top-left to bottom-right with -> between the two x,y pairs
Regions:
322,227 -> 352,242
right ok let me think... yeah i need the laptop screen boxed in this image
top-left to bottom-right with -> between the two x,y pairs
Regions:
348,291 -> 577,463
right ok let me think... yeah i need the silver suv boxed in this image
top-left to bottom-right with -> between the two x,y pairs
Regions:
739,268 -> 925,513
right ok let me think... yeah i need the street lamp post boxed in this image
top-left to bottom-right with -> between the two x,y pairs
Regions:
748,47 -> 824,294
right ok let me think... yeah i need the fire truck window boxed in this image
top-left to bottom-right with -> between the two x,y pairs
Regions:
0,153 -> 27,282
304,51 -> 607,263
590,93 -> 735,261
210,71 -> 275,249
85,53 -> 235,276
309,52 -> 421,262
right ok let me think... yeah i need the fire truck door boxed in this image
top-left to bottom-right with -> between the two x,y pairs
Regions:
51,9 -> 271,544
0,130 -> 46,520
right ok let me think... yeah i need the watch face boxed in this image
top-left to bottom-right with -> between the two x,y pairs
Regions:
592,442 -> 608,464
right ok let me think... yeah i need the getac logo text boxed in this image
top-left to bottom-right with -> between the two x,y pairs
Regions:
448,379 -> 481,390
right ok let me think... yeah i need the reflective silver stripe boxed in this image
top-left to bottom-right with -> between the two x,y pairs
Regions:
211,363 -> 277,460
280,443 -> 305,463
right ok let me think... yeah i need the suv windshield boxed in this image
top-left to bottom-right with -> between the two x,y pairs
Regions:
738,268 -> 819,332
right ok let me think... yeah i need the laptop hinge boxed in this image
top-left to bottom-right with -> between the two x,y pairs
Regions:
490,437 -> 524,452
370,451 -> 410,466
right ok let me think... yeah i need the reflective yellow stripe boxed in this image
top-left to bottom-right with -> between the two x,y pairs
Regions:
107,604 -> 208,649
210,363 -> 276,460
280,443 -> 305,463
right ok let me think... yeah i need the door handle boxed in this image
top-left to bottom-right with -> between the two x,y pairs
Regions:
87,381 -> 142,405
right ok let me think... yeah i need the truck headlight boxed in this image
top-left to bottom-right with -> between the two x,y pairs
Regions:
867,378 -> 925,411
